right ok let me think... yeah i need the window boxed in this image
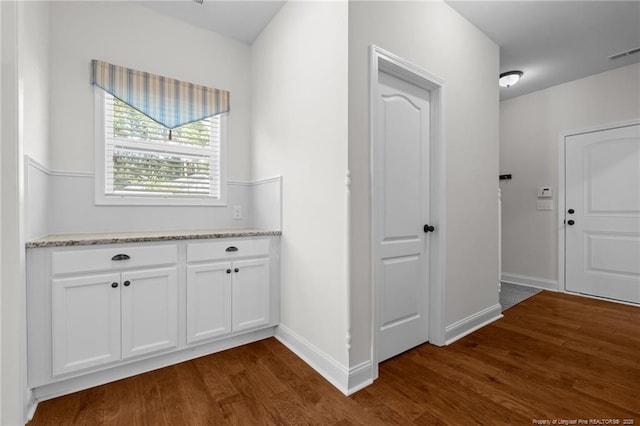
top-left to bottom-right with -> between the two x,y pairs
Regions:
95,90 -> 226,206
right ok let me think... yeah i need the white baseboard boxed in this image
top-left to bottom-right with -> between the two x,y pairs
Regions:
564,290 -> 640,308
501,273 -> 559,291
444,304 -> 503,345
25,388 -> 37,423
275,325 -> 372,396
347,361 -> 374,395
275,324 -> 349,394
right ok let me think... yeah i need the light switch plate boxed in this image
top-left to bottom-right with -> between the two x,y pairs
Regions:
536,200 -> 553,211
537,187 -> 553,198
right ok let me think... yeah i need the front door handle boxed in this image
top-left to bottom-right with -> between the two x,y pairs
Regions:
424,224 -> 435,233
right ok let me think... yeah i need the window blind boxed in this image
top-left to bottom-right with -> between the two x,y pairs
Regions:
104,94 -> 221,198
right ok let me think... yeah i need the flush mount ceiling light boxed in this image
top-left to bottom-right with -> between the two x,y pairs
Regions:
499,71 -> 523,88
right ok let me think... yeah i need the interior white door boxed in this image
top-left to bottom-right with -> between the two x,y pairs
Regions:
375,70 -> 431,362
565,124 -> 640,303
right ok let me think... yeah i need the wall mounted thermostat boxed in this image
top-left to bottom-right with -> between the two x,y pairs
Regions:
537,187 -> 553,198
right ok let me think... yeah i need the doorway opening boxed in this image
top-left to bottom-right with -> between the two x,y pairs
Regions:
558,120 -> 640,305
370,45 -> 446,379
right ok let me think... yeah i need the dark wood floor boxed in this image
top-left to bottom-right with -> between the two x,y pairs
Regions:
30,291 -> 640,425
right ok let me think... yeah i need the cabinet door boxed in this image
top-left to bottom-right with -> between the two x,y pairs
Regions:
52,273 -> 121,376
232,258 -> 270,332
121,267 -> 178,359
186,262 -> 232,344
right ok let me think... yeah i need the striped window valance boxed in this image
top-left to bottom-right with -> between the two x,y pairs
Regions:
91,59 -> 230,129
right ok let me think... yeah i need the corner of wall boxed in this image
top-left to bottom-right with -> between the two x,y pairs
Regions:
275,324 -> 371,396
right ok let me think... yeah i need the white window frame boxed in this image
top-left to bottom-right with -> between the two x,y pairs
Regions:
94,88 -> 227,206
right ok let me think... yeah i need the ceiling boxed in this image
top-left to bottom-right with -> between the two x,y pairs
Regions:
446,1 -> 640,100
140,0 -> 285,45
141,1 -> 639,101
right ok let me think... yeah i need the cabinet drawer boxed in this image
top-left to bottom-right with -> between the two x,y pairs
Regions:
52,245 -> 177,275
187,239 -> 269,263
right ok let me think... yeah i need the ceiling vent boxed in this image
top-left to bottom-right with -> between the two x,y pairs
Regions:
608,47 -> 640,60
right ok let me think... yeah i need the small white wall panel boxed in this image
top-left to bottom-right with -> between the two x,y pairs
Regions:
24,159 -> 50,240
252,177 -> 282,231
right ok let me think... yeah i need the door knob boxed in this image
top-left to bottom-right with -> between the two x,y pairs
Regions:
568,209 -> 575,214
567,220 -> 575,226
423,224 -> 435,233
111,282 -> 118,288
123,281 -> 131,287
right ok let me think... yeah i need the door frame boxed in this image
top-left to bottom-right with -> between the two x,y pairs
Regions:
370,45 -> 446,379
557,118 -> 640,295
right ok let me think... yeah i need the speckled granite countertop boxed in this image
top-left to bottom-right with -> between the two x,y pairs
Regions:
26,229 -> 282,248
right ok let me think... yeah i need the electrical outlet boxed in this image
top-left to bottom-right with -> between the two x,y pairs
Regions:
232,205 -> 242,220
536,200 -> 553,211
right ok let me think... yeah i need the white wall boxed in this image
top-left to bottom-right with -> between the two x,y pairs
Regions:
500,63 -> 640,285
0,0 -> 3,415
251,1 -> 349,368
349,1 -> 500,366
22,1 -> 50,242
49,1 -> 252,180
2,1 -> 28,423
22,1 -> 49,169
27,1 -> 257,236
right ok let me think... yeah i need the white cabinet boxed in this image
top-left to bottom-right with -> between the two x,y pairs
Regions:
49,245 -> 178,377
52,267 -> 177,376
26,235 -> 280,397
186,240 -> 271,344
186,262 -> 232,343
52,273 -> 121,376
232,258 -> 270,332
121,268 -> 178,359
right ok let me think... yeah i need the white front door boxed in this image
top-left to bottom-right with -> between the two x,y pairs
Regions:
565,124 -> 640,303
375,70 -> 431,362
